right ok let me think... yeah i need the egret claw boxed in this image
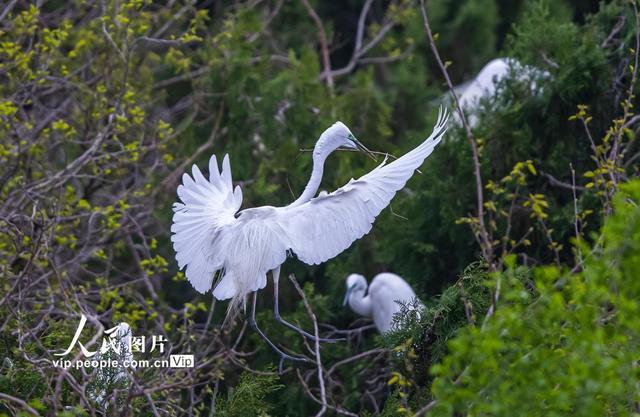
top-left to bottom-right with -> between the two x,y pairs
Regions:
277,352 -> 308,374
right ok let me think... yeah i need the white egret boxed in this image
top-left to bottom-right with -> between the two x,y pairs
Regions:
90,322 -> 133,405
343,273 -> 422,334
171,108 -> 448,364
454,58 -> 548,127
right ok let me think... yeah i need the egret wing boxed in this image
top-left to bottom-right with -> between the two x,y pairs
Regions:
171,154 -> 242,293
278,109 -> 448,265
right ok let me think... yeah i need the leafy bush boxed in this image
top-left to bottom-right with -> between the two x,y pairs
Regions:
429,180 -> 640,417
1,0 -> 639,416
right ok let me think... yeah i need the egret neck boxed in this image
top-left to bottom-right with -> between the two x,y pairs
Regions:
348,289 -> 372,317
288,146 -> 328,207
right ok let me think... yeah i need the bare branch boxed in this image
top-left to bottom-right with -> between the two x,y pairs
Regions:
319,0 -> 404,81
300,0 -> 334,91
540,170 -> 587,191
161,102 -> 226,192
0,0 -> 18,22
289,274 -> 327,417
0,392 -> 42,416
419,0 -> 494,268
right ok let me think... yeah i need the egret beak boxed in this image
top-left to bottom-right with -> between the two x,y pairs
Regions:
343,284 -> 356,306
352,137 -> 377,162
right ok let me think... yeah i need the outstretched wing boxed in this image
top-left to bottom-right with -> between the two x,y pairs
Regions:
171,154 -> 243,293
278,108 -> 449,265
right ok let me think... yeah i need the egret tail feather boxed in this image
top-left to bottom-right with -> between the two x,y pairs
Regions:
221,293 -> 247,329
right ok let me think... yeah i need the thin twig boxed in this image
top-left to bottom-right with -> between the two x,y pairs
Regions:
0,392 -> 42,416
601,15 -> 626,48
0,0 -> 18,22
419,0 -> 493,268
289,274 -> 327,417
483,275 -> 501,322
300,0 -> 334,91
102,16 -> 126,62
414,399 -> 437,416
327,348 -> 386,377
299,148 -> 415,170
570,163 -> 583,266
295,370 -> 358,417
540,171 -> 587,191
161,102 -> 225,192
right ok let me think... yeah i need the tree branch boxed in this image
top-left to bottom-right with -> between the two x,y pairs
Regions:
300,0 -> 334,91
419,0 -> 493,268
289,274 -> 327,417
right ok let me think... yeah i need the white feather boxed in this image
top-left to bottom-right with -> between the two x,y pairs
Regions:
171,154 -> 240,294
345,273 -> 422,333
277,109 -> 448,264
171,108 -> 448,305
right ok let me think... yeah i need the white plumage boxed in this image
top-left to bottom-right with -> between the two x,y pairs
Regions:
172,154 -> 243,295
171,109 -> 448,308
343,273 -> 422,333
89,322 -> 134,405
454,58 -> 548,127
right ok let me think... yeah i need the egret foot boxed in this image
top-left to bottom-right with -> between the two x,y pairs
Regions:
249,292 -> 309,373
247,318 -> 308,373
274,313 -> 345,343
271,266 -> 345,344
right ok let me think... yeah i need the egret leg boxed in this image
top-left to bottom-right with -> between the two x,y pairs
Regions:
272,267 -> 344,343
247,291 -> 308,373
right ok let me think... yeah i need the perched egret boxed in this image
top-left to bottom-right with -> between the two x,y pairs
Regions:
343,273 -> 422,333
171,108 -> 448,365
453,58 -> 548,127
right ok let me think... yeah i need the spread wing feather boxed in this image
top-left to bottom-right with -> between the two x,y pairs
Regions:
278,108 -> 449,265
171,154 -> 242,294
171,109 -> 448,304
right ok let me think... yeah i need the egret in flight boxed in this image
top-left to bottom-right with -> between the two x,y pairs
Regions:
171,108 -> 448,365
343,273 -> 422,334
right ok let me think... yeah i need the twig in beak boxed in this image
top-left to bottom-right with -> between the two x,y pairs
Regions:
298,148 -> 423,174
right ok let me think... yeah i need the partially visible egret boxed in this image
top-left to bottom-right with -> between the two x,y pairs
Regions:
454,58 -> 548,127
90,322 -> 133,406
343,273 -> 422,333
171,109 -> 448,365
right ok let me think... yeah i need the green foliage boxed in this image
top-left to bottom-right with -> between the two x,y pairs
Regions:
428,181 -> 640,416
383,263 -> 494,383
428,0 -> 500,76
215,371 -> 283,417
1,0 -> 639,415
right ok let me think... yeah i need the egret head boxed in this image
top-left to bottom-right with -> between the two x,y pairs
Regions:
316,122 -> 376,160
343,273 -> 368,306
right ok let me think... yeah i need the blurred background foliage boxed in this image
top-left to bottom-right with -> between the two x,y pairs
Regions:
0,0 -> 639,415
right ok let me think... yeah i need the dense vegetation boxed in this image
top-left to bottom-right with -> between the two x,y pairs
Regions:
0,0 -> 638,415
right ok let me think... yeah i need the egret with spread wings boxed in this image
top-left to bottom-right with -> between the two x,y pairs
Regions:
171,108 -> 448,365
